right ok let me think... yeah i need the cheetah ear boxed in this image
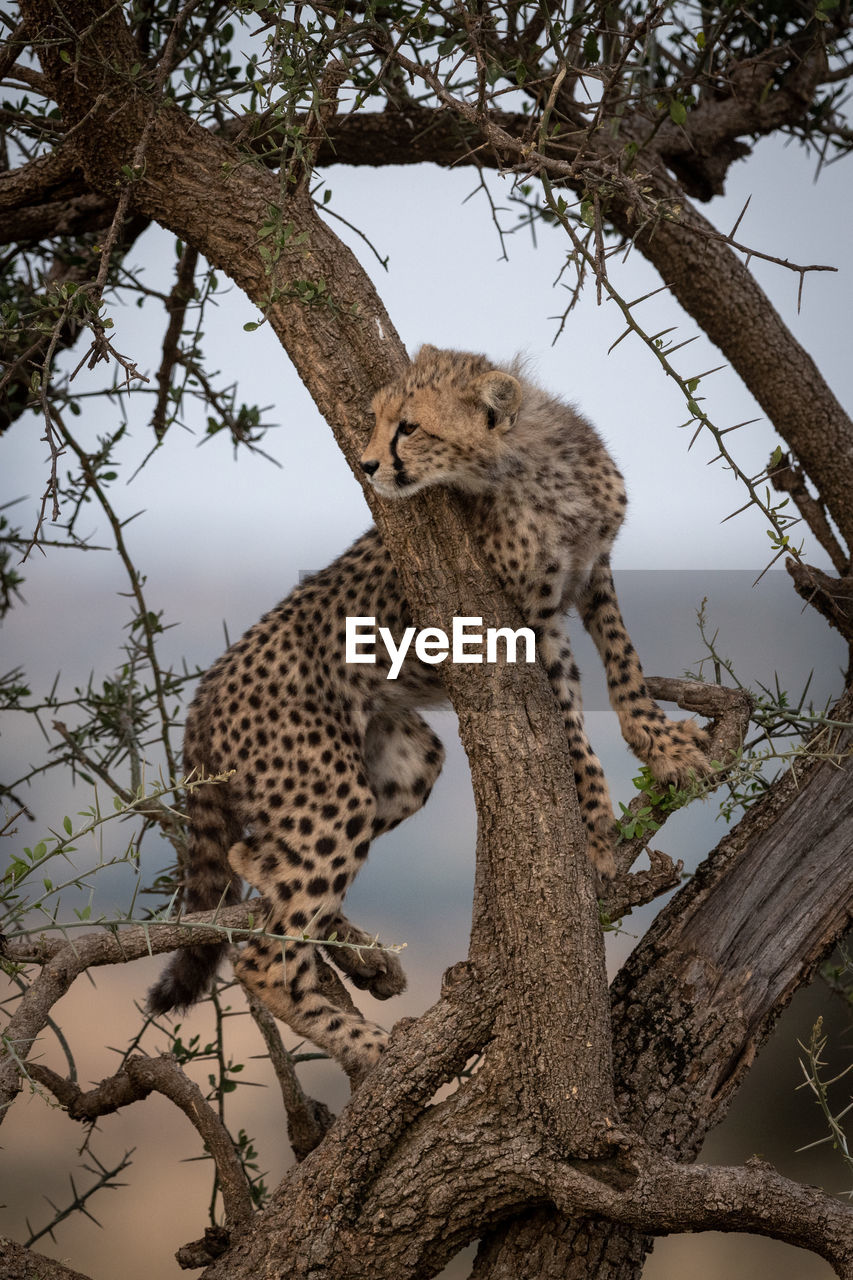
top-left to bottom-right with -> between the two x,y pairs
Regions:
472,371 -> 523,432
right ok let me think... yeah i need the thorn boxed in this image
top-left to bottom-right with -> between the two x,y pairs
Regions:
607,326 -> 632,355
728,193 -> 752,240
752,545 -> 789,586
666,335 -> 699,355
721,499 -> 754,523
622,283 -> 673,308
719,417 -> 761,435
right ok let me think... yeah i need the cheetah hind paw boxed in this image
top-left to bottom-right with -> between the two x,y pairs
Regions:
326,936 -> 407,999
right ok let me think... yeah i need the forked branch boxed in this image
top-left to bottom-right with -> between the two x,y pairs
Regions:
27,1054 -> 254,1230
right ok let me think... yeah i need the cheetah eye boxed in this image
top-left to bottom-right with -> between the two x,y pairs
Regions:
397,420 -> 418,436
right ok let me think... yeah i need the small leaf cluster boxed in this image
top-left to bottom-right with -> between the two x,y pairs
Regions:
617,767 -> 695,840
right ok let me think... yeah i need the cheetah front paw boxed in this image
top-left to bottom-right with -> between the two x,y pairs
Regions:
645,718 -> 710,788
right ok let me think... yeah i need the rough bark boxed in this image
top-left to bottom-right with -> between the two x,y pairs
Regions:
472,694 -> 853,1279
0,1235 -> 95,1280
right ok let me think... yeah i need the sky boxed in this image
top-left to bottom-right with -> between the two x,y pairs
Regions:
1,100 -> 852,1280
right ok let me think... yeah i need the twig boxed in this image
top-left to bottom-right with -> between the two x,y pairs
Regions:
151,243 -> 199,440
24,1148 -> 134,1246
770,452 -> 850,574
241,982 -> 334,1160
47,417 -> 179,782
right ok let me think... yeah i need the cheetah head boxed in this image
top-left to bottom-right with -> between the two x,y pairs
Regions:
361,346 -> 523,498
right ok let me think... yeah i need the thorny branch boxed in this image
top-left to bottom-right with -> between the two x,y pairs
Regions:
771,452 -> 850,575
151,241 -> 200,440
28,1054 -> 254,1230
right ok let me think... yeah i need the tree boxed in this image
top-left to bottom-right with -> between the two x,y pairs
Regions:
2,1 -> 853,1278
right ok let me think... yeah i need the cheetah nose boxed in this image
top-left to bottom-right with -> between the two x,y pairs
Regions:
361,458 -> 380,477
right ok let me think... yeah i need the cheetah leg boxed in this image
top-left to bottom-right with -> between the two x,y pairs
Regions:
226,715 -> 392,1077
235,926 -> 388,1080
579,558 -> 709,784
319,708 -> 444,994
363,707 -> 446,836
539,627 -> 617,877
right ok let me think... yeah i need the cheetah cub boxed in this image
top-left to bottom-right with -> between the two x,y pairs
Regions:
149,345 -> 708,1078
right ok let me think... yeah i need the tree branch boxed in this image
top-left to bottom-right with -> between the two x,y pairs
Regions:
0,1235 -> 95,1280
541,1152 -> 853,1277
771,452 -> 850,575
785,560 -> 853,649
474,690 -> 853,1278
27,1053 -> 254,1229
0,899 -> 261,1118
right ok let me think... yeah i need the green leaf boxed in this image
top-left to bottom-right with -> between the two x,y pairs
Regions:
582,30 -> 600,62
695,30 -> 706,49
63,815 -> 73,835
669,99 -> 687,126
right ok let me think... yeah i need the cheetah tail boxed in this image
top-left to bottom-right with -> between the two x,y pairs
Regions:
146,778 -> 242,1017
146,939 -> 230,1016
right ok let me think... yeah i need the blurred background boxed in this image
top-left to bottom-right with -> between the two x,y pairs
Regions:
2,109 -> 852,1279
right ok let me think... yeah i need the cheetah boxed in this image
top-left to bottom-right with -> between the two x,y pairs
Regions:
148,345 -> 708,1079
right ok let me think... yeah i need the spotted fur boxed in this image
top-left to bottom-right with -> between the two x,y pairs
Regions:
148,345 -> 708,1077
